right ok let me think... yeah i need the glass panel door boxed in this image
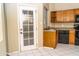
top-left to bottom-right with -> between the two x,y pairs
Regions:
19,6 -> 36,51
22,10 -> 34,46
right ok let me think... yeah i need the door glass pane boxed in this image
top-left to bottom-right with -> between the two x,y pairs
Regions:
22,10 -> 34,46
23,25 -> 28,31
29,25 -> 33,31
29,32 -> 33,38
23,33 -> 28,39
23,10 -> 33,15
29,39 -> 34,45
23,20 -> 28,24
29,17 -> 33,24
24,40 -> 28,46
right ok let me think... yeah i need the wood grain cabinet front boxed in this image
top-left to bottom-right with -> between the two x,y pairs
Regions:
74,9 -> 79,15
69,30 -> 75,45
43,31 -> 57,48
51,9 -> 75,23
56,10 -> 75,23
56,11 -> 63,22
65,10 -> 75,22
51,12 -> 56,23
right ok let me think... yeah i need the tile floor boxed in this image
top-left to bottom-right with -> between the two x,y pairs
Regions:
10,44 -> 79,56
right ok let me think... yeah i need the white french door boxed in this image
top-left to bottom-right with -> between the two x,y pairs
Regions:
18,6 -> 37,51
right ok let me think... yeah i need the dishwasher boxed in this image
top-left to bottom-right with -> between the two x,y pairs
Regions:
58,30 -> 69,44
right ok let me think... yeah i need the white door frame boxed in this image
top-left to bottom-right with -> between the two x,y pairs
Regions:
17,5 -> 38,52
0,3 -> 6,55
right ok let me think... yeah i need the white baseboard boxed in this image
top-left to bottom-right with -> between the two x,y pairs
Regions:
7,51 -> 20,56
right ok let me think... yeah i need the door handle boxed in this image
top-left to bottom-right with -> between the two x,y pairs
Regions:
20,32 -> 23,34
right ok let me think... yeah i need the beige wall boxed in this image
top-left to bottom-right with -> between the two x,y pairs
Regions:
49,3 -> 79,11
55,3 -> 79,11
47,3 -> 56,26
0,4 -> 6,55
5,4 -> 19,52
49,3 -> 55,11
43,3 -> 49,9
5,3 -> 44,52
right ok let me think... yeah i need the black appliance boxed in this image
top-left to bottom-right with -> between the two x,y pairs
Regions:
75,15 -> 79,23
74,24 -> 79,45
74,24 -> 79,29
75,31 -> 79,45
58,30 -> 69,44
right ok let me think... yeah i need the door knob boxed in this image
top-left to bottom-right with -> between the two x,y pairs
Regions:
20,32 -> 23,34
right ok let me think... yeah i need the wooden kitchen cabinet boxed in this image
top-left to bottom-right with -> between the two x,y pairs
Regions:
74,9 -> 79,15
65,10 -> 75,22
56,11 -> 63,22
51,11 -> 56,23
43,31 -> 57,48
69,29 -> 75,45
55,10 -> 75,23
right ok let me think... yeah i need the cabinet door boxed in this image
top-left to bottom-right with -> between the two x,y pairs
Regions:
51,12 -> 56,17
56,10 -> 75,23
43,31 -> 57,48
67,10 -> 75,22
75,9 -> 79,15
63,10 -> 68,22
69,30 -> 75,45
56,11 -> 63,22
50,32 -> 57,48
51,12 -> 56,23
43,32 -> 51,47
63,10 -> 75,22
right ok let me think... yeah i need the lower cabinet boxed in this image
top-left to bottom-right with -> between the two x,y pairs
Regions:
43,31 -> 57,48
69,29 -> 75,45
43,30 -> 75,48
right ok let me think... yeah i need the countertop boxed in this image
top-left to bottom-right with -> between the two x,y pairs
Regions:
44,27 -> 75,32
44,29 -> 56,32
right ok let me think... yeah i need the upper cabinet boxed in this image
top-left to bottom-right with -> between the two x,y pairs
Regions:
62,10 -> 75,22
49,3 -> 79,23
66,10 -> 74,22
56,11 -> 63,22
51,11 -> 56,23
74,9 -> 79,15
51,9 -> 75,23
